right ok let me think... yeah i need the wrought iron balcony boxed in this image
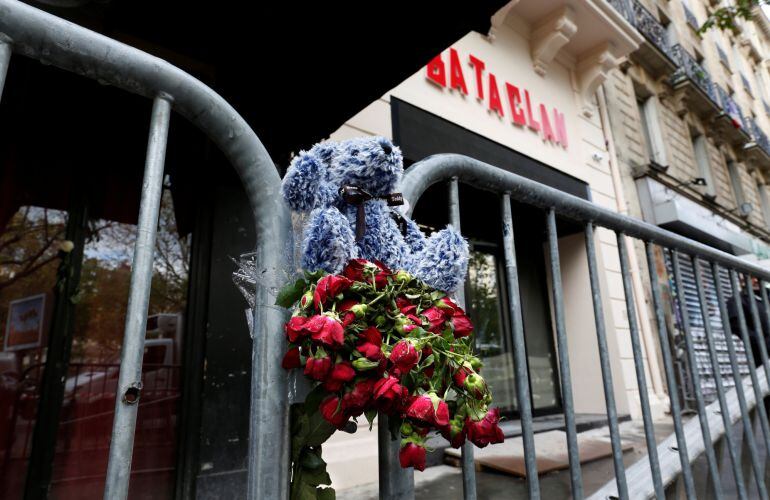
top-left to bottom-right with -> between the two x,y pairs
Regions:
670,45 -> 720,116
746,117 -> 770,160
607,0 -> 635,26
628,0 -> 677,75
714,84 -> 752,144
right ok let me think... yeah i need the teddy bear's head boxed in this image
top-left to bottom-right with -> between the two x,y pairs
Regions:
329,136 -> 403,198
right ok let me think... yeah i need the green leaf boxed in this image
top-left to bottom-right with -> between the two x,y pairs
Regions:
306,410 -> 337,446
365,409 -> 377,431
304,384 -> 328,414
300,448 -> 325,470
276,277 -> 308,308
303,468 -> 332,487
316,487 -> 336,500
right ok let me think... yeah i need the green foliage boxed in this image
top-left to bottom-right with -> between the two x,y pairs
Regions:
699,0 -> 760,34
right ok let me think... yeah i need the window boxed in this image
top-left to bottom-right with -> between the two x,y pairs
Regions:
692,134 -> 716,197
682,0 -> 699,30
758,180 -> 770,230
716,43 -> 731,71
637,95 -> 669,168
727,160 -> 746,207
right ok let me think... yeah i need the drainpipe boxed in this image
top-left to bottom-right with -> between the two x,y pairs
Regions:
596,84 -> 667,404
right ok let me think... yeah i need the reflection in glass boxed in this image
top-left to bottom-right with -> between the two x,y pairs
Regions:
0,206 -> 67,498
48,189 -> 189,499
466,248 -> 517,412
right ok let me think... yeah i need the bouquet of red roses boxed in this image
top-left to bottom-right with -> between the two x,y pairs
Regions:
277,259 -> 503,499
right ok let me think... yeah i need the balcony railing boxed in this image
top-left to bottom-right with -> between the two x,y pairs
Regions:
715,84 -> 750,134
671,44 -> 719,106
748,117 -> 770,157
608,0 -> 636,26
631,0 -> 675,60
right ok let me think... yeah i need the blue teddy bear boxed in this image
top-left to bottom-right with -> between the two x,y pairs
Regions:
281,136 -> 469,293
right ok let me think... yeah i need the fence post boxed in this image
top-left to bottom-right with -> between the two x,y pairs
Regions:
104,95 -> 172,500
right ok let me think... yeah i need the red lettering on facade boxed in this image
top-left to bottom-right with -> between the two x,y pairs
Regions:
505,83 -> 526,126
449,48 -> 468,95
540,104 -> 556,142
426,55 -> 446,87
524,90 -> 539,132
488,73 -> 504,117
553,109 -> 568,148
469,54 -> 485,101
426,47 -> 568,149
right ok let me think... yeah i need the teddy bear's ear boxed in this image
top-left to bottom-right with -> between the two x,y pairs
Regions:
282,144 -> 337,212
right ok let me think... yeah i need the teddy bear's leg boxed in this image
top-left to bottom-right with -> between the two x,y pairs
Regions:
281,145 -> 337,212
301,207 -> 358,274
410,226 -> 469,293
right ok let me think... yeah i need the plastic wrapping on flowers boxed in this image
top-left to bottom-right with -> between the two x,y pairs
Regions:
276,259 -> 504,499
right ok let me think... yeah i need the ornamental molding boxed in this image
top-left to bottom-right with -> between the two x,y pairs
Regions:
530,6 -> 578,76
577,43 -> 618,116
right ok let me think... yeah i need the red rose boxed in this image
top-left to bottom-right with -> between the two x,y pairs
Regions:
396,296 -> 417,316
343,259 -> 391,288
281,347 -> 301,370
284,316 -> 308,342
466,408 -> 504,448
441,419 -> 466,448
422,307 -> 447,333
436,296 -> 463,317
373,376 -> 406,412
453,365 -> 472,388
356,326 -> 383,360
342,378 -> 376,416
323,360 -> 356,391
389,340 -> 419,377
304,352 -> 332,381
399,442 -> 426,471
304,315 -> 345,348
406,392 -> 450,428
339,299 -> 359,327
320,395 -> 349,429
452,313 -> 474,338
313,275 -> 352,310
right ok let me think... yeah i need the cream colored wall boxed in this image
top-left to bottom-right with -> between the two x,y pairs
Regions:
326,23 -> 659,418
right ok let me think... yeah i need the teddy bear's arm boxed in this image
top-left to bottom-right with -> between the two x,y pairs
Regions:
281,150 -> 337,212
300,207 -> 358,274
410,226 -> 469,293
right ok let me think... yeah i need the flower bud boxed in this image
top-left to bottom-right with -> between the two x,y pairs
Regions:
375,315 -> 387,327
350,303 -> 368,318
300,291 -> 314,310
470,357 -> 483,372
352,358 -> 381,371
394,270 -> 412,284
464,373 -> 488,400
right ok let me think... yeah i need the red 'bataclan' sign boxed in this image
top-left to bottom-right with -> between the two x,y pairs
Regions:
426,48 -> 568,149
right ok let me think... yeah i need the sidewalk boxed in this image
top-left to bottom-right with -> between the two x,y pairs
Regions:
335,419 -> 678,499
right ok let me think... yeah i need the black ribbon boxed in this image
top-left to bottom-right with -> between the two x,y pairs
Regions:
340,185 -> 404,241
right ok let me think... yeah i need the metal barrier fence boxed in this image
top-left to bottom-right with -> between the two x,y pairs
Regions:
2,1 -> 770,499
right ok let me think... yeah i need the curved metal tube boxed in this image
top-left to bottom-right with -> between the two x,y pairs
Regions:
402,153 -> 770,281
0,1 -> 291,498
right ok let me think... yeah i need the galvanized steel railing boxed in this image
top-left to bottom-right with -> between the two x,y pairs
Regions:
401,154 -> 770,499
0,1 -> 291,499
4,1 -> 770,499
